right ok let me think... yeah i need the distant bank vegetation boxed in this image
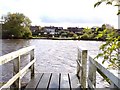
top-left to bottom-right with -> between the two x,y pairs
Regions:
1,13 -> 120,41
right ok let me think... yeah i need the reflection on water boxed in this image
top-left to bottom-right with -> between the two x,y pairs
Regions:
1,39 -> 107,87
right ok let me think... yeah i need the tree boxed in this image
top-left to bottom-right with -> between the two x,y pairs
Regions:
73,33 -> 78,39
81,28 -> 94,39
94,0 -> 120,69
2,13 -> 32,39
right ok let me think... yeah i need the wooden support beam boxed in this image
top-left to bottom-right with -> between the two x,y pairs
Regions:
12,56 -> 21,89
88,57 -> 96,88
30,49 -> 35,79
81,50 -> 87,89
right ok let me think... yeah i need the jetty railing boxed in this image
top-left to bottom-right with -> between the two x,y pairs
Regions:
77,47 -> 120,89
0,46 -> 35,90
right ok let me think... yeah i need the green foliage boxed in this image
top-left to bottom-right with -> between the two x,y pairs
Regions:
94,0 -> 120,69
117,10 -> 120,15
94,1 -> 102,7
81,28 -> 94,39
61,32 -> 67,37
94,0 -> 120,15
68,32 -> 75,37
95,26 -> 120,69
2,12 -> 32,39
73,34 -> 78,39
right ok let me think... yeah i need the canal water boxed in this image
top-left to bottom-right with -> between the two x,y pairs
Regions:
0,39 -> 109,88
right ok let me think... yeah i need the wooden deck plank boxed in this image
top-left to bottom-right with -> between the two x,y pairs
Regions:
25,73 -> 81,90
48,73 -> 59,89
69,73 -> 81,90
60,73 -> 70,89
25,73 -> 43,89
36,73 -> 51,89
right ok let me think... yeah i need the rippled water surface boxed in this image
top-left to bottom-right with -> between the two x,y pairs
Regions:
1,39 -> 103,73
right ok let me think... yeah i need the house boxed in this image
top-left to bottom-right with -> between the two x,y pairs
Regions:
55,27 -> 63,34
43,26 -> 56,35
43,26 -> 63,35
30,26 -> 41,35
30,26 -> 40,32
67,27 -> 84,35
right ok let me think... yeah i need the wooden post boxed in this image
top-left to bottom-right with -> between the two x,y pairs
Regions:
30,49 -> 35,79
77,49 -> 81,78
13,56 -> 21,89
88,57 -> 96,88
81,50 -> 87,88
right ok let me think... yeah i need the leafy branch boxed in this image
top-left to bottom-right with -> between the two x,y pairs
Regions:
95,27 -> 120,69
94,0 -> 120,69
94,0 -> 120,15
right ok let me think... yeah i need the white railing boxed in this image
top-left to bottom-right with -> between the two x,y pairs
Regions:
0,46 -> 36,90
77,47 -> 120,89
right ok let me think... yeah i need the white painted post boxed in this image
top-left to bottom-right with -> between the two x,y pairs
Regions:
30,49 -> 35,79
13,56 -> 21,89
81,50 -> 87,88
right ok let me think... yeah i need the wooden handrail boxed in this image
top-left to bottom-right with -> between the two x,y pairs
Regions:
0,46 -> 35,65
88,56 -> 120,89
0,46 -> 36,90
77,47 -> 120,89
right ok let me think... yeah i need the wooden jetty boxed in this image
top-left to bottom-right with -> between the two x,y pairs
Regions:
0,46 -> 120,90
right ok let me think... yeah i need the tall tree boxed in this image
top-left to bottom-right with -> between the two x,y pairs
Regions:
2,12 -> 32,39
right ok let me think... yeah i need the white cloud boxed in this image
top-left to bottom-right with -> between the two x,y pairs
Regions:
0,0 -> 118,28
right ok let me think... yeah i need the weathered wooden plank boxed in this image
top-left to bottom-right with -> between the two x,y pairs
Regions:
68,73 -> 81,89
81,50 -> 87,88
0,46 -> 35,65
60,73 -> 70,89
88,58 -> 96,88
36,73 -> 51,89
48,73 -> 59,89
25,73 -> 43,89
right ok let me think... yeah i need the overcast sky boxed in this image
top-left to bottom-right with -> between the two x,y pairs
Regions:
0,0 -> 118,28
